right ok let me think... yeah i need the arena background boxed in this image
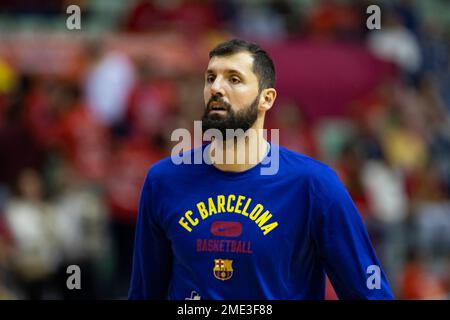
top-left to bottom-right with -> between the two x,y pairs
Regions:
0,0 -> 449,299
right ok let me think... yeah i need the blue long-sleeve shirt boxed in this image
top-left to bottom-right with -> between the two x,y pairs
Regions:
129,143 -> 394,300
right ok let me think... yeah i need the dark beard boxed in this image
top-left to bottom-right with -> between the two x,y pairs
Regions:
201,95 -> 259,139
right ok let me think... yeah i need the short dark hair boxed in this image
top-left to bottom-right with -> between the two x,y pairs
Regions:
208,39 -> 276,91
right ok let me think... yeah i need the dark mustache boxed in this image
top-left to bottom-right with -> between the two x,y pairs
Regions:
207,96 -> 231,111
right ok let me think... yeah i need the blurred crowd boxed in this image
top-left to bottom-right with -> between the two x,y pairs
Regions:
0,0 -> 449,299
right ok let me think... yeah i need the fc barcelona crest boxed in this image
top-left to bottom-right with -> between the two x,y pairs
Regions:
213,259 -> 233,281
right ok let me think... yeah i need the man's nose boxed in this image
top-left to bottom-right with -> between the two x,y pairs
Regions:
210,78 -> 225,97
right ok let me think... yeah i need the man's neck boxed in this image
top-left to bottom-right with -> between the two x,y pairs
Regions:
209,127 -> 268,173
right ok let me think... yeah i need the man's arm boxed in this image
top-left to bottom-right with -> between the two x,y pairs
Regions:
128,171 -> 173,300
311,169 -> 394,300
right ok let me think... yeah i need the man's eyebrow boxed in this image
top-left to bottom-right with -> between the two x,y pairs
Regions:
205,69 -> 245,77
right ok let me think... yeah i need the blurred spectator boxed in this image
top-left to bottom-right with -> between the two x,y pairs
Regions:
0,187 -> 17,299
416,76 -> 450,195
413,200 -> 450,261
267,100 -> 317,157
399,250 -> 448,299
0,59 -> 16,95
0,75 -> 45,188
0,0 -> 62,16
124,0 -> 219,34
335,140 -> 369,217
408,157 -> 450,261
84,48 -> 135,127
268,0 -> 302,37
233,1 -> 288,40
367,9 -> 422,77
4,169 -> 60,299
394,0 -> 421,36
307,0 -> 361,40
51,161 -> 111,299
24,78 -> 74,151
174,71 -> 205,126
380,106 -> 428,173
419,22 -> 450,112
125,60 -> 178,141
361,158 -> 409,280
55,88 -> 111,183
123,0 -> 168,32
105,136 -> 164,297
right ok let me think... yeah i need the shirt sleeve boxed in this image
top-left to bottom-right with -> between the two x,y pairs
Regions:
310,168 -> 394,300
128,170 -> 173,300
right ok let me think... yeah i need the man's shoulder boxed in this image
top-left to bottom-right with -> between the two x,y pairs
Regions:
145,145 -> 204,181
279,146 -> 348,204
278,145 -> 336,179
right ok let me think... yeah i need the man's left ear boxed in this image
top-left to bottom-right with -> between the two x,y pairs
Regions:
259,88 -> 277,112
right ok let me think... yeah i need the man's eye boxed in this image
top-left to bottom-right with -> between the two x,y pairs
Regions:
230,77 -> 241,84
206,75 -> 215,83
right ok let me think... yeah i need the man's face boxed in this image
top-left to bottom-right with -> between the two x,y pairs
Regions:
202,51 -> 261,137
